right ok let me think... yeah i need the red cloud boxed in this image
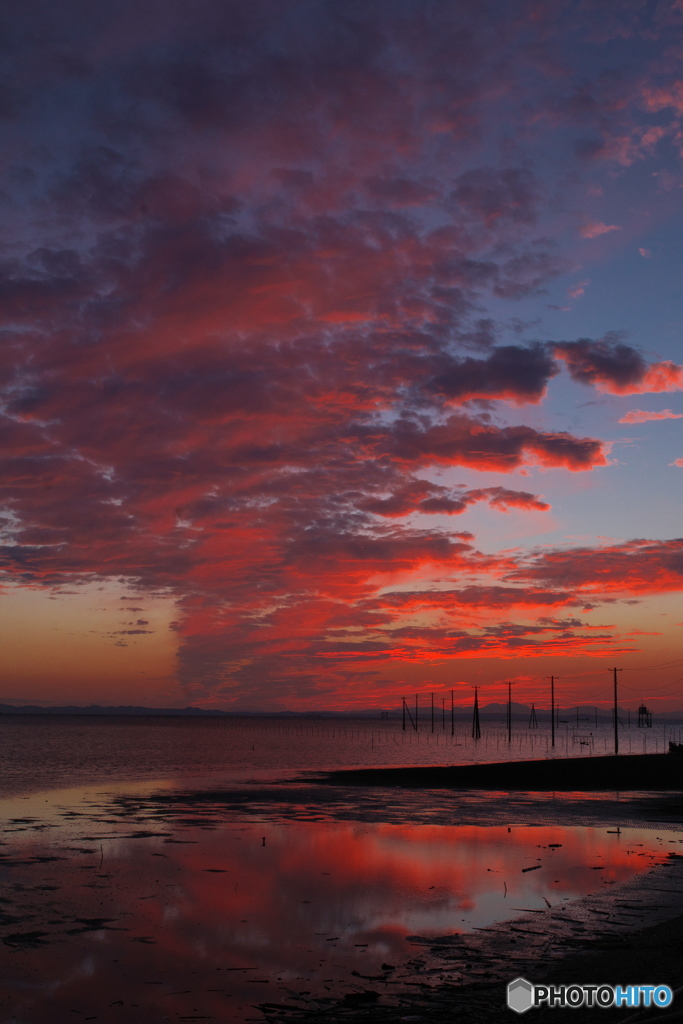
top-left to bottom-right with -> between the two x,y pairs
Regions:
619,408 -> 683,424
579,221 -> 621,238
360,482 -> 549,517
634,363 -> 683,394
371,414 -> 607,471
468,487 -> 550,512
507,538 -> 683,596
642,81 -> 683,115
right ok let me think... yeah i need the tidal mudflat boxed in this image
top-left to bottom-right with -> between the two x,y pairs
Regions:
0,777 -> 682,1023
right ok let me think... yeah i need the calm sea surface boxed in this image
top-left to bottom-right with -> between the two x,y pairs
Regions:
0,714 -> 680,797
0,716 -> 681,1022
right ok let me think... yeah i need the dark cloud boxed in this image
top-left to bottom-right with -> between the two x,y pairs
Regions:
365,175 -> 440,207
554,334 -> 648,390
112,629 -> 154,635
427,344 -> 558,404
364,585 -> 573,611
451,167 -> 539,227
369,413 -> 607,471
554,335 -> 683,394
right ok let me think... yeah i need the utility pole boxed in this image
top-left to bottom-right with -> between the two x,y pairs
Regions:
472,686 -> 481,740
612,667 -> 622,755
402,698 -> 417,732
451,689 -> 454,737
431,692 -> 434,733
549,676 -> 555,748
506,681 -> 512,743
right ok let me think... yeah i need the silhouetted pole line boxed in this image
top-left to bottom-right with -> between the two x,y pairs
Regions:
399,679 -> 657,743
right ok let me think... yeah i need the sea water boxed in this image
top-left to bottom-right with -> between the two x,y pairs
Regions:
0,713 -> 679,797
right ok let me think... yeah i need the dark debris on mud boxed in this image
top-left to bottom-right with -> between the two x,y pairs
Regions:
253,861 -> 683,1024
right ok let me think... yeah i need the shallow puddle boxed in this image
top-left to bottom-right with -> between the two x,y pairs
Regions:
0,781 -> 681,1022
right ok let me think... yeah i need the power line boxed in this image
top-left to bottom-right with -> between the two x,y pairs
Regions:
620,679 -> 683,694
621,658 -> 683,671
559,658 -> 683,680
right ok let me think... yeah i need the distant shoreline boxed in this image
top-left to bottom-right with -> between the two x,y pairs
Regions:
1,703 -> 683,721
316,752 -> 683,790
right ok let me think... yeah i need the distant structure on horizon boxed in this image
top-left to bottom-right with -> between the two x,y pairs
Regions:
638,703 -> 653,727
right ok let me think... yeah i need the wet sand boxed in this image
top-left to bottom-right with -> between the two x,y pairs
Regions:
315,752 -> 683,791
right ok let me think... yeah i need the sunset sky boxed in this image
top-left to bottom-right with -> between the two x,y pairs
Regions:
2,0 -> 683,712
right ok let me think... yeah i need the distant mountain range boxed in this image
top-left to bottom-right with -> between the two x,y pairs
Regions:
0,704 -> 233,716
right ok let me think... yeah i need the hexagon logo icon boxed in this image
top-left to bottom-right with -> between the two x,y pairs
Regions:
507,977 -> 534,1014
